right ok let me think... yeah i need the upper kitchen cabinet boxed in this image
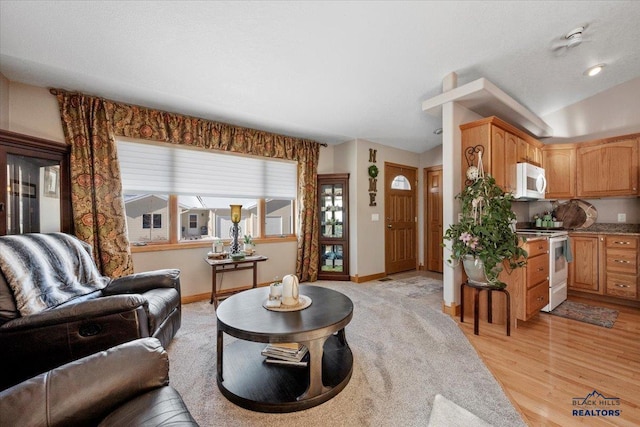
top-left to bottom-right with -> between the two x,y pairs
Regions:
460,116 -> 541,193
542,144 -> 576,199
577,137 -> 639,198
517,137 -> 542,166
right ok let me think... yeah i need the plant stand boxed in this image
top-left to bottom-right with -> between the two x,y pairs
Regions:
460,281 -> 511,336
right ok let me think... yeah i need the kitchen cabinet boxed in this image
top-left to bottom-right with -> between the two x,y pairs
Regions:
317,173 -> 350,281
517,137 -> 542,166
577,138 -> 638,197
542,144 -> 576,199
568,233 -> 600,294
460,116 -> 542,193
603,235 -> 638,300
514,239 -> 549,321
569,233 -> 640,302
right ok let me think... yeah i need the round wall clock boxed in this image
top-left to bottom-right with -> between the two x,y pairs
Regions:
368,164 -> 379,178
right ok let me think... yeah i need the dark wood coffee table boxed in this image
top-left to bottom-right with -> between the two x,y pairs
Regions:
216,285 -> 353,412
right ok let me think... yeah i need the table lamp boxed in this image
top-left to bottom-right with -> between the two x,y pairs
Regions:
229,204 -> 242,254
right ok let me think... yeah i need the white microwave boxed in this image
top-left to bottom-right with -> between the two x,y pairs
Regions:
515,162 -> 546,200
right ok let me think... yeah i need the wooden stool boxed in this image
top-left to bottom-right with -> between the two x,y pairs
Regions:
460,281 -> 511,336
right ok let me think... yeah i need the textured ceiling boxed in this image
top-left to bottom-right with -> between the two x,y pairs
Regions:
1,1 -> 640,153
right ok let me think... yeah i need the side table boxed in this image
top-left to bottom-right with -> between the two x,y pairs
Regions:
460,280 -> 511,336
204,255 -> 268,308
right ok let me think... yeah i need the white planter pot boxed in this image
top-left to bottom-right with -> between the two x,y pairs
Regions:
462,255 -> 505,286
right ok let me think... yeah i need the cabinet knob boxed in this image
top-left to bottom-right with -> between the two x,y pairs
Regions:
537,267 -> 544,272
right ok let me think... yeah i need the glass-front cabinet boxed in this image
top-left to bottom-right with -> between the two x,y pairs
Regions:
317,173 -> 349,280
1,130 -> 72,236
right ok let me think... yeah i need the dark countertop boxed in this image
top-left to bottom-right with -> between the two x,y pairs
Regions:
567,223 -> 640,235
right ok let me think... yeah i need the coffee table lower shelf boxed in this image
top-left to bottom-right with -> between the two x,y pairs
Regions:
217,335 -> 353,413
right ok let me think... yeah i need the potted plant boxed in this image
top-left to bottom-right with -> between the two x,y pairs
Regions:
243,234 -> 254,252
443,174 -> 527,288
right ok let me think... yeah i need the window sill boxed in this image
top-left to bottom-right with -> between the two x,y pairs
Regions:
130,236 -> 298,253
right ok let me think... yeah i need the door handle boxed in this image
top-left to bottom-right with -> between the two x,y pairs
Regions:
387,224 -> 392,229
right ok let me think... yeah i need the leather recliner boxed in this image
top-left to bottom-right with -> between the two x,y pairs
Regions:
0,233 -> 182,390
0,337 -> 199,426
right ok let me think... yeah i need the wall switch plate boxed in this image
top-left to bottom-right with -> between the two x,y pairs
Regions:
618,213 -> 626,223
371,213 -> 379,221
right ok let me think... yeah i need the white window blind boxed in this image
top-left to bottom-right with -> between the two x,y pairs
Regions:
117,140 -> 297,199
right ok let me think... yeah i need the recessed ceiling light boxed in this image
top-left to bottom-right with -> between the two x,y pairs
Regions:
584,64 -> 605,77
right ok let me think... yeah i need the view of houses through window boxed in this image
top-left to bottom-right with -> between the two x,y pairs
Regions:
118,139 -> 297,246
124,194 -> 294,244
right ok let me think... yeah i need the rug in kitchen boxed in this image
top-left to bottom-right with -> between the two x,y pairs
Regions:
548,300 -> 618,328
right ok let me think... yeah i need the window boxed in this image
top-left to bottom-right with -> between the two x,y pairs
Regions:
391,175 -> 411,190
118,140 -> 297,244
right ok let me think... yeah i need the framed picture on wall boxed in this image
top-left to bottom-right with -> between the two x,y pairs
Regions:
44,166 -> 59,198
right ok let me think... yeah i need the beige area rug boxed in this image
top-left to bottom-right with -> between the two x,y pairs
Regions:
167,276 -> 525,426
428,394 -> 493,427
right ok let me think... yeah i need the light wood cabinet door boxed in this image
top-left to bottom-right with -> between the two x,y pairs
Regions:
517,137 -> 528,163
568,234 -> 600,293
577,139 -> 638,197
542,145 -> 576,199
504,131 -> 518,194
490,125 -> 507,191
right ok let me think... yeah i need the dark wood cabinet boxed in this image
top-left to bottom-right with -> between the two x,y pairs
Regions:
0,130 -> 72,235
317,173 -> 349,280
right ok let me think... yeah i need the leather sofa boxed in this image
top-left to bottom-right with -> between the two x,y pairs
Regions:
0,338 -> 199,426
0,233 -> 182,390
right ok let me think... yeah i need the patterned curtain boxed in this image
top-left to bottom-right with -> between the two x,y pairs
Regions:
54,92 -> 134,277
53,90 -> 320,281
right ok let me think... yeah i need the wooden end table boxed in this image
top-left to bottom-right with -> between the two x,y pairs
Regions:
204,255 -> 268,308
216,285 -> 354,412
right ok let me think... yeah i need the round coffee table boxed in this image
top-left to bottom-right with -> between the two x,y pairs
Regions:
216,285 -> 353,412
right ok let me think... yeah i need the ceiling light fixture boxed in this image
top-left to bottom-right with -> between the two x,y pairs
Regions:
584,64 -> 605,77
433,128 -> 443,135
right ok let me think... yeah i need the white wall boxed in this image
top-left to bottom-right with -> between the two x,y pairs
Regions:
441,103 -> 483,307
0,73 -> 9,130
543,77 -> 640,142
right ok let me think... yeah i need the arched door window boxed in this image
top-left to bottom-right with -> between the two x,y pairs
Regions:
391,175 -> 412,190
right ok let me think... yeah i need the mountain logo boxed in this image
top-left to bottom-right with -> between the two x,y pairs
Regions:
572,390 -> 621,418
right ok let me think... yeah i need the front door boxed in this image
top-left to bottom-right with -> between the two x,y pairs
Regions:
385,163 -> 417,274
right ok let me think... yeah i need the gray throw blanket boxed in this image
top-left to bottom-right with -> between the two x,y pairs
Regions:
0,233 -> 108,316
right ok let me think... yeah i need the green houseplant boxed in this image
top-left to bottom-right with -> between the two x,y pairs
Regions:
443,174 -> 527,288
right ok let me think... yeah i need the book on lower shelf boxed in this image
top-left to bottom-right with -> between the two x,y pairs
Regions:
261,343 -> 309,366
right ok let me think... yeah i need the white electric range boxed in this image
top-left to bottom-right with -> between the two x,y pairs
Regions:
516,229 -> 569,312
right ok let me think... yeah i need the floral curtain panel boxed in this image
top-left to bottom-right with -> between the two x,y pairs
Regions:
55,92 -> 134,277
55,90 -> 320,281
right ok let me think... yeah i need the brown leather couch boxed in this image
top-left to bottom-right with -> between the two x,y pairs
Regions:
0,338 -> 199,426
0,233 -> 182,390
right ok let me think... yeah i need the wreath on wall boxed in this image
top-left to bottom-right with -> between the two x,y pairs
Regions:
368,164 -> 379,178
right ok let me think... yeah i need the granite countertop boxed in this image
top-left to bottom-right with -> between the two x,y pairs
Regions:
516,223 -> 640,235
567,223 -> 640,235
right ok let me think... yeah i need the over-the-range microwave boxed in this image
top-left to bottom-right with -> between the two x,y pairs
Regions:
515,162 -> 546,200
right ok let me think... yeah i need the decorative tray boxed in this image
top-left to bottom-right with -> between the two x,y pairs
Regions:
263,295 -> 312,312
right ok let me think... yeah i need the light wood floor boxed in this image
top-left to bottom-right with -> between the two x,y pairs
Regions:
458,294 -> 640,426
